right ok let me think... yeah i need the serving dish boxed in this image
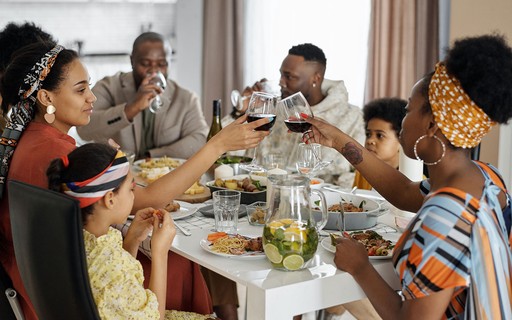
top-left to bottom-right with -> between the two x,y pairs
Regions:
133,157 -> 186,172
311,193 -> 384,230
247,201 -> 268,226
205,174 -> 266,205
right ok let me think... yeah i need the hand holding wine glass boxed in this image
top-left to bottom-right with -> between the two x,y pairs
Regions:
240,92 -> 277,172
230,79 -> 279,112
280,91 -> 332,170
147,71 -> 167,114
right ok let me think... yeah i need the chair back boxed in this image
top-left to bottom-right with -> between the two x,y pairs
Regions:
0,263 -> 17,320
8,180 -> 100,320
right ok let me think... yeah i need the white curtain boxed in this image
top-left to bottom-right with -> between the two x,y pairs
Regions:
243,0 -> 371,108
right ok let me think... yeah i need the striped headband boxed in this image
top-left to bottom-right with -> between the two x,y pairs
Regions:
62,150 -> 130,208
0,45 -> 65,198
428,62 -> 495,148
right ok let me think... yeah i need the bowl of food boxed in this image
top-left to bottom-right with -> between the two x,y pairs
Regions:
311,192 -> 384,230
309,177 -> 324,189
215,155 -> 253,175
206,174 -> 266,205
247,201 -> 268,226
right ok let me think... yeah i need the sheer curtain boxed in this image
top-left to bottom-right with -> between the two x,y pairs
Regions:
365,0 -> 439,102
243,0 -> 371,108
202,0 -> 244,120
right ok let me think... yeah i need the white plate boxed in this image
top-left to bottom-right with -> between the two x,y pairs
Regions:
133,157 -> 186,172
310,178 -> 325,189
127,201 -> 197,221
199,239 -> 266,259
172,201 -> 198,220
320,237 -> 394,260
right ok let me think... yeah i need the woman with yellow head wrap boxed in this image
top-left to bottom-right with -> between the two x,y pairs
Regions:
301,34 -> 512,319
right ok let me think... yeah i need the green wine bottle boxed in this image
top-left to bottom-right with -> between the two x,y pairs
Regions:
207,99 -> 222,141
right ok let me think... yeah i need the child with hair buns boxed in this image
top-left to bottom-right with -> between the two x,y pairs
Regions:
47,143 -> 215,320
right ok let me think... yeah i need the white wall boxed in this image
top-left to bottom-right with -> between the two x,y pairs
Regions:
450,0 -> 512,187
174,0 -> 204,98
0,2 -> 176,84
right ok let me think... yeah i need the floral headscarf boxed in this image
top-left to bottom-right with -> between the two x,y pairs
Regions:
0,45 -> 64,198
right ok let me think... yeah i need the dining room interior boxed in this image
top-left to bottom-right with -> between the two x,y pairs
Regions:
1,0 -> 512,319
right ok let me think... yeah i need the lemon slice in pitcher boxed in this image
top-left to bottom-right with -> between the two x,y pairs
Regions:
264,244 -> 283,264
283,254 -> 304,271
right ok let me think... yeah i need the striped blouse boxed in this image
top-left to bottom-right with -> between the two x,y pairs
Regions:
393,162 -> 512,319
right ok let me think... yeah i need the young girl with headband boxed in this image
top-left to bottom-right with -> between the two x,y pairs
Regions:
302,34 -> 512,319
0,41 -> 269,319
47,143 -> 214,319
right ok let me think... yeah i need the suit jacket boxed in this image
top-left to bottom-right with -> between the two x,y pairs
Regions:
77,71 -> 208,159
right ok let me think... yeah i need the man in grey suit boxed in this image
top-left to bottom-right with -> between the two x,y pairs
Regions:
77,32 -> 208,159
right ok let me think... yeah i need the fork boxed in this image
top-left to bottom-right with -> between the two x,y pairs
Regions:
336,202 -> 346,235
175,222 -> 192,236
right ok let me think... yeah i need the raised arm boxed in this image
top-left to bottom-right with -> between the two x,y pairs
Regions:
303,114 -> 424,212
131,114 -> 270,212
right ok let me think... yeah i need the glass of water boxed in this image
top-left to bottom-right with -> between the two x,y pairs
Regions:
147,71 -> 167,113
213,190 -> 241,234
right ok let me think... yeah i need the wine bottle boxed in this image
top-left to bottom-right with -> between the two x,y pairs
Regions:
207,99 -> 222,141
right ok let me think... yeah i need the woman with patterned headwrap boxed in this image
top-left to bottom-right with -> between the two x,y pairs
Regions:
0,42 -> 269,319
302,34 -> 512,319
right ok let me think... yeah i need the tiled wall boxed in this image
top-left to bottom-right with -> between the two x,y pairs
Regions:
0,2 -> 177,83
0,2 -> 176,54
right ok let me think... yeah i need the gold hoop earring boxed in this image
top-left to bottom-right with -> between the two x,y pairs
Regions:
414,134 -> 446,166
44,105 -> 56,124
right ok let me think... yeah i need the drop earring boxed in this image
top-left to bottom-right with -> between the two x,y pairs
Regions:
44,105 -> 56,124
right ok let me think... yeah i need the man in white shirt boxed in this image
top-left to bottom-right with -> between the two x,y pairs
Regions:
224,43 -> 365,189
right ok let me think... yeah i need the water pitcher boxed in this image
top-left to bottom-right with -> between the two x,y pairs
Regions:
262,175 -> 328,271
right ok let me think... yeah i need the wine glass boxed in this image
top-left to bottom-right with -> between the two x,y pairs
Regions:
240,92 -> 277,172
280,91 -> 332,170
230,79 -> 280,111
296,143 -> 316,178
147,71 -> 167,114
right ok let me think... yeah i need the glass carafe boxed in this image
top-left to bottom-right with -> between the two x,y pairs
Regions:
262,175 -> 328,271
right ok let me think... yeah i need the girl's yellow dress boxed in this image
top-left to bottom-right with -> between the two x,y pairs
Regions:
83,227 -> 211,320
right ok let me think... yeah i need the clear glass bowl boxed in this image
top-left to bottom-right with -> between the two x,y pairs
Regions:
247,201 -> 268,226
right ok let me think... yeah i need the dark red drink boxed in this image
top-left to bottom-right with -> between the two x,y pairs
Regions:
247,114 -> 276,131
284,119 -> 312,133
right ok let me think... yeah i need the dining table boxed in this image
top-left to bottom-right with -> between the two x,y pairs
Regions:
139,185 -> 404,320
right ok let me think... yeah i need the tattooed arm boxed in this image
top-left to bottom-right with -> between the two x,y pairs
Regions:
302,116 -> 424,212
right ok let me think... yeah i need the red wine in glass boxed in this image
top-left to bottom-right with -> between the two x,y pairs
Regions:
284,119 -> 312,133
247,114 -> 276,131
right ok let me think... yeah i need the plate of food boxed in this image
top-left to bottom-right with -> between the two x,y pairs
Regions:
321,230 -> 395,259
133,156 -> 185,172
128,201 -> 197,221
200,232 -> 265,259
205,174 -> 267,204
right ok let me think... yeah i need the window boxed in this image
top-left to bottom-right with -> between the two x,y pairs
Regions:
243,0 -> 371,107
